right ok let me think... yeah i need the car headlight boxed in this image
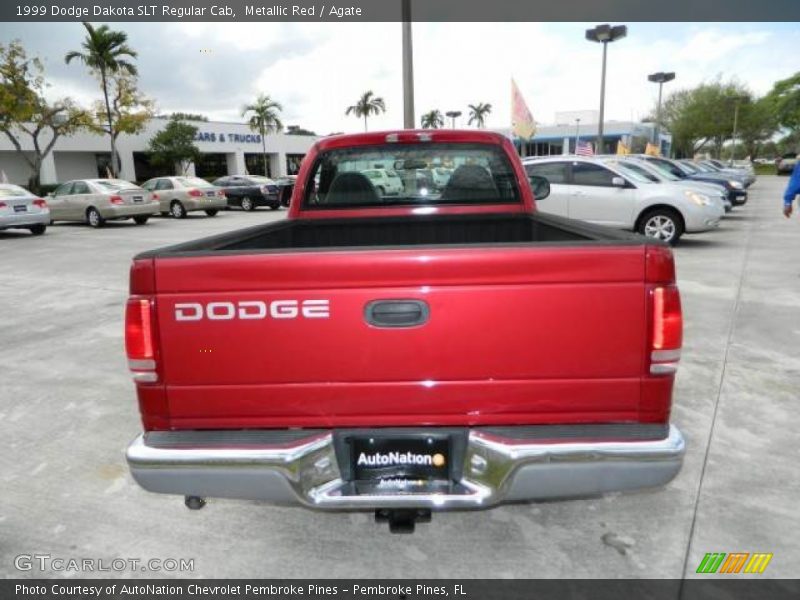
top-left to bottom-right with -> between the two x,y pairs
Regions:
729,180 -> 743,189
685,190 -> 711,206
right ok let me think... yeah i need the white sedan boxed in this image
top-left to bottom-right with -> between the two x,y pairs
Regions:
523,156 -> 724,244
0,184 -> 50,236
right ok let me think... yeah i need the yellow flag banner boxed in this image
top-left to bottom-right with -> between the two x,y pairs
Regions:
616,141 -> 630,155
645,142 -> 661,156
511,78 -> 536,140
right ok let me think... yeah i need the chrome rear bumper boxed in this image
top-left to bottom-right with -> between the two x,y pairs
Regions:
126,425 -> 685,510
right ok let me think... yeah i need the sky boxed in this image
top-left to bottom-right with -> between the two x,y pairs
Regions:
1,21 -> 798,135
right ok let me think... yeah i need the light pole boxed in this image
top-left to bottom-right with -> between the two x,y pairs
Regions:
729,95 -> 746,164
574,118 -> 581,153
586,24 -> 627,155
445,110 -> 462,129
401,0 -> 415,129
647,71 -> 675,149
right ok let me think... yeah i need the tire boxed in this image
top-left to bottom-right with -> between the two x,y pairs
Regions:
205,209 -> 219,217
29,224 -> 46,236
240,196 -> 255,211
637,208 -> 684,245
269,203 -> 280,211
86,207 -> 104,228
170,200 -> 187,219
133,216 -> 149,225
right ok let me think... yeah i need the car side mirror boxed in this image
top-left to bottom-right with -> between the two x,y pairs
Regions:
528,175 -> 550,201
612,176 -> 627,187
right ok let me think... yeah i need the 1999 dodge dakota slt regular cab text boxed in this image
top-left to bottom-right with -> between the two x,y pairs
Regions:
125,130 -> 685,532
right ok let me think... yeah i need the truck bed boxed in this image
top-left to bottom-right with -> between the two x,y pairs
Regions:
137,212 -> 643,257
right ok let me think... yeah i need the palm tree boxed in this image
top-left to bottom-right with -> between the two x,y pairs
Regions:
242,94 -> 284,177
467,103 -> 493,128
345,91 -> 386,131
65,22 -> 138,177
421,110 -> 444,129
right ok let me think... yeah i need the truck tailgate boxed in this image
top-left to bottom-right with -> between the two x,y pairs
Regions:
147,245 -> 648,428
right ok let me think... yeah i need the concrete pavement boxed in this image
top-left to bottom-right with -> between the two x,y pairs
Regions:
0,178 -> 797,578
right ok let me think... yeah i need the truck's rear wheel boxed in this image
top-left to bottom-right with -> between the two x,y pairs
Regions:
638,208 -> 684,245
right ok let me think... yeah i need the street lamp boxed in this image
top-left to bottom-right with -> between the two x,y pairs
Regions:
574,118 -> 581,153
586,23 -> 627,154
729,95 -> 747,165
445,110 -> 462,129
401,0 -> 414,129
648,71 -> 676,149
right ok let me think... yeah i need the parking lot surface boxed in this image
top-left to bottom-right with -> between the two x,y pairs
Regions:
1,177 -> 798,578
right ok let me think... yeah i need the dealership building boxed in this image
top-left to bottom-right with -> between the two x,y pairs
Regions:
0,117 -> 318,186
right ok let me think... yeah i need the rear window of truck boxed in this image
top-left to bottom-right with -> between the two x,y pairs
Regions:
303,143 -> 520,209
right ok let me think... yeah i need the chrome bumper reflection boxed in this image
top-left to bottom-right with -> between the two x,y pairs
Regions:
126,425 -> 685,510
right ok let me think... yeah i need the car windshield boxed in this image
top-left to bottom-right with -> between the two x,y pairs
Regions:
94,179 -> 140,190
176,177 -> 213,188
679,162 -> 701,174
602,160 -> 654,183
0,185 -> 29,198
303,143 -> 520,209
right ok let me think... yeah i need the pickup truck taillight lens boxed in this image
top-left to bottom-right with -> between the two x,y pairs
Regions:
650,285 -> 682,375
187,189 -> 203,197
110,195 -> 124,205
125,297 -> 158,383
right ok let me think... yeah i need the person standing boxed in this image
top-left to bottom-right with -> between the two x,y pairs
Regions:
784,159 -> 800,217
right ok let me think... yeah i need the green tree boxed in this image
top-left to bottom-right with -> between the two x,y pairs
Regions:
0,40 -> 91,192
242,93 -> 283,176
90,72 -> 154,170
65,22 -> 138,176
345,90 -> 386,131
286,124 -> 316,136
421,110 -> 444,129
467,102 -> 492,128
766,72 -> 800,136
735,97 -> 778,160
147,116 -> 201,175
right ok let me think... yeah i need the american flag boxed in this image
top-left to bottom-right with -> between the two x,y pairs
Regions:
576,141 -> 594,156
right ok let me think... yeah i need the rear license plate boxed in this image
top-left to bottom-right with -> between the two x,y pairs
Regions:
205,191 -> 216,197
14,204 -> 27,212
349,435 -> 450,482
132,196 -> 143,203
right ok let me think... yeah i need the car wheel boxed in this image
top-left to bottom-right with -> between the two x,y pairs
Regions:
86,207 -> 104,228
133,216 -> 149,225
269,203 -> 280,210
638,208 -> 684,245
29,224 -> 46,236
240,196 -> 255,211
170,200 -> 187,218
205,209 -> 219,217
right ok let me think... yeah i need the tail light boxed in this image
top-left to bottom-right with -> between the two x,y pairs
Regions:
187,189 -> 203,197
125,297 -> 158,383
649,285 -> 682,375
0,201 -> 6,208
110,195 -> 124,205
152,193 -> 159,200
33,198 -> 48,208
217,190 -> 226,198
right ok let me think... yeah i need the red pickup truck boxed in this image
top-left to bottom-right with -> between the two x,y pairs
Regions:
125,130 -> 685,532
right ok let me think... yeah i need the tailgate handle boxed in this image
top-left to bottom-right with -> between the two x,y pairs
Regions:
365,300 -> 429,328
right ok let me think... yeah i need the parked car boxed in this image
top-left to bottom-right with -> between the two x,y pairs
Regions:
47,179 -> 159,228
634,155 -> 748,206
613,156 -> 733,212
687,160 -> 754,187
0,184 -> 50,235
523,156 -> 723,244
361,169 -> 404,196
275,175 -> 297,207
141,176 -> 227,218
211,175 -> 280,210
777,153 -> 798,175
125,130 -> 685,533
704,158 -> 756,182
